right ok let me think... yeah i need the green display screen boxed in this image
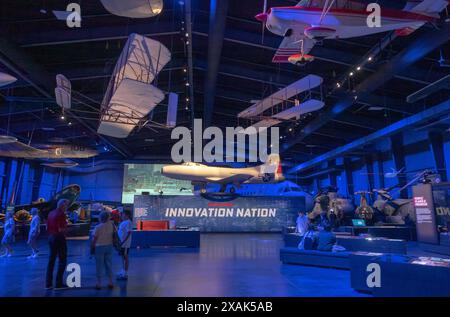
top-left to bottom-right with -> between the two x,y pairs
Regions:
122,163 -> 193,203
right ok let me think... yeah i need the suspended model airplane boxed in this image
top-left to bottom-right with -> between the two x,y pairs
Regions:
56,34 -> 178,139
0,140 -> 98,160
238,74 -> 324,132
257,0 -> 449,65
162,154 -> 285,193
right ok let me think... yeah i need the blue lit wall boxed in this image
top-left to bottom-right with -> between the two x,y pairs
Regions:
0,160 -> 68,208
0,129 -> 448,208
63,161 -> 124,202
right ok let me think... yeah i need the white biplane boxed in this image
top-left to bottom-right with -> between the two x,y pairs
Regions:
55,33 -> 178,139
238,74 -> 324,133
256,0 -> 449,65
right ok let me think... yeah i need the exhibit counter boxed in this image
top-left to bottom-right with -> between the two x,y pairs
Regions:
350,252 -> 450,296
283,233 -> 407,254
337,226 -> 416,241
131,229 -> 200,248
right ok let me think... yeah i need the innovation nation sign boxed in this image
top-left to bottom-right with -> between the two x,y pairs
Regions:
133,195 -> 305,232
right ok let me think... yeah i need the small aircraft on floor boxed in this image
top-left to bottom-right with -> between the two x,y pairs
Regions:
161,154 -> 285,194
256,0 -> 449,65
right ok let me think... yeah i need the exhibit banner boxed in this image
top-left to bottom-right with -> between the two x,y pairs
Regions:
133,195 -> 305,232
432,184 -> 450,227
413,184 -> 439,244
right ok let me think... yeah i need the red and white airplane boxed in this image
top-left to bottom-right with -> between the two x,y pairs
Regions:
256,0 -> 449,65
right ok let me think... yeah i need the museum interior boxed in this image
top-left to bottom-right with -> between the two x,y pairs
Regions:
0,0 -> 449,298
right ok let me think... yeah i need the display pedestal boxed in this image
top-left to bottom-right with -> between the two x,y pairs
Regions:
350,253 -> 450,296
131,229 -> 200,248
283,233 -> 407,254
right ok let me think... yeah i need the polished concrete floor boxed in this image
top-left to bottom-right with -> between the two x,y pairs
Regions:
0,233 -> 370,297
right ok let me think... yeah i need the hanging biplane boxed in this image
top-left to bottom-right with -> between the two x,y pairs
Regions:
0,139 -> 98,168
256,0 -> 449,65
238,74 -> 324,133
55,33 -> 178,139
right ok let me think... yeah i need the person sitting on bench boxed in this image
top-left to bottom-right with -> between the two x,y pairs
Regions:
295,211 -> 309,236
317,225 -> 336,252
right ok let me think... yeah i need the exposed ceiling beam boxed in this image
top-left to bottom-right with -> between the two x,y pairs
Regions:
288,99 -> 450,174
282,23 -> 450,153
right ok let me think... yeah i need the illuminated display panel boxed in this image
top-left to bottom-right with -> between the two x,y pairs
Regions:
122,163 -> 193,203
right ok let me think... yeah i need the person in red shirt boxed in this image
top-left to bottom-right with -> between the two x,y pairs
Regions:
45,199 -> 69,290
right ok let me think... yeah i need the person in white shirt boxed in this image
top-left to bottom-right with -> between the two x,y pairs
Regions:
27,208 -> 41,259
117,210 -> 133,280
295,210 -> 309,237
1,212 -> 15,257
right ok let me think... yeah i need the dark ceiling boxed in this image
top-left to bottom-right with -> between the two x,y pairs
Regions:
0,0 -> 449,172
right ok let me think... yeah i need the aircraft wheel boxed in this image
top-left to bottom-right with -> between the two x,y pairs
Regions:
200,188 -> 207,194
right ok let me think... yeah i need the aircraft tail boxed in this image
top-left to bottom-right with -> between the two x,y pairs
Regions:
403,0 -> 449,18
260,154 -> 284,180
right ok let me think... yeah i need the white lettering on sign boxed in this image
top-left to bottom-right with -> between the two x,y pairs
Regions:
165,208 -> 277,218
134,207 -> 148,218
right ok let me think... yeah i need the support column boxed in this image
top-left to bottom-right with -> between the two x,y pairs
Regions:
365,154 -> 375,192
428,131 -> 447,182
344,158 -> 354,200
376,152 -> 385,189
328,160 -> 337,188
390,133 -> 407,198
32,163 -> 44,201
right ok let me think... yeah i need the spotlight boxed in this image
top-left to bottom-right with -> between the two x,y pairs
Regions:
349,72 -> 354,76
183,68 -> 187,73
356,66 -> 361,71
185,33 -> 189,37
68,122 -> 72,126
185,82 -> 190,86
60,115 -> 65,120
368,56 -> 372,61
336,83 -> 341,88
186,41 -> 190,45
288,128 -> 293,132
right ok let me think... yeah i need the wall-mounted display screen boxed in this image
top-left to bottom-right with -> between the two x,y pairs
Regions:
122,164 -> 193,203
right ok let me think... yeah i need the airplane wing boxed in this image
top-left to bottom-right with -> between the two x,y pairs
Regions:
0,141 -> 49,158
272,36 -> 315,63
205,173 -> 254,184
